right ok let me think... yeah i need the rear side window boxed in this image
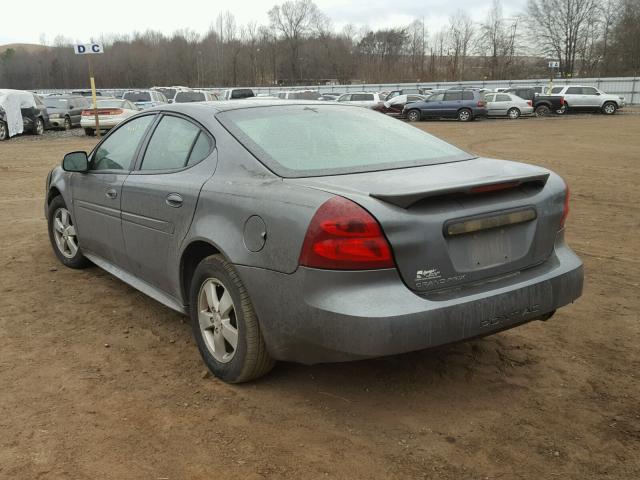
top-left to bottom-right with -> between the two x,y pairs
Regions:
496,94 -> 511,102
141,116 -> 208,171
582,87 -> 598,95
444,91 -> 462,101
462,91 -> 474,100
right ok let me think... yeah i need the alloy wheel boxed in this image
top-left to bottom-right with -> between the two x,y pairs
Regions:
52,208 -> 78,258
198,278 -> 238,363
459,110 -> 471,121
508,108 -> 520,119
603,103 -> 616,114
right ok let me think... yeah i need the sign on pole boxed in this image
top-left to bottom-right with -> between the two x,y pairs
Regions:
73,43 -> 104,136
548,61 -> 560,68
73,43 -> 104,55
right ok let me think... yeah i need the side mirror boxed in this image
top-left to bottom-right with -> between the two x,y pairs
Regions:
62,151 -> 88,172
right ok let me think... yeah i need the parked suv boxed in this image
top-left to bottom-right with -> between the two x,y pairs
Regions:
336,92 -> 385,108
43,95 -> 88,130
548,85 -> 625,114
221,88 -> 255,100
404,89 -> 487,122
122,90 -> 168,109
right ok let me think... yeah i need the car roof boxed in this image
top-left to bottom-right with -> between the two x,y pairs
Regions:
146,99 -> 355,114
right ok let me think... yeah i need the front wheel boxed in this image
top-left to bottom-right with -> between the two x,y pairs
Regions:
602,102 -> 617,115
507,107 -> 521,120
190,254 -> 274,383
0,121 -> 7,141
47,195 -> 90,269
406,109 -> 421,122
457,108 -> 472,122
34,117 -> 44,135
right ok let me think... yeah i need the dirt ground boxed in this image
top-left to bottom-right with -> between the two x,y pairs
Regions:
1,113 -> 638,480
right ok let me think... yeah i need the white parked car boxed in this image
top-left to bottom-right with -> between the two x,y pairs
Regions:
484,92 -> 534,119
80,99 -> 140,136
172,90 -> 218,103
336,92 -> 385,108
548,85 -> 625,114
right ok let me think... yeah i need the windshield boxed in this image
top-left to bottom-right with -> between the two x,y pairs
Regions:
123,92 -> 151,102
218,105 -> 472,177
230,89 -> 255,99
175,91 -> 206,103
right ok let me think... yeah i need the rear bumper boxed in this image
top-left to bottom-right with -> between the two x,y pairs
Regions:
236,234 -> 583,364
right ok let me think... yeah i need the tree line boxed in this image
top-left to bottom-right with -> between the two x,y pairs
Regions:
1,0 -> 638,90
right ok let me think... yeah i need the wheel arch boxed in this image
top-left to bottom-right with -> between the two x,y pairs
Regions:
180,239 -> 225,307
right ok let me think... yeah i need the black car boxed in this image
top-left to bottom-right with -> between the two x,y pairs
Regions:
0,91 -> 50,140
503,87 -> 565,117
43,95 -> 89,130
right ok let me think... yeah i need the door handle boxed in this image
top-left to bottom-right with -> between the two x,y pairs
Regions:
165,193 -> 183,208
105,188 -> 118,199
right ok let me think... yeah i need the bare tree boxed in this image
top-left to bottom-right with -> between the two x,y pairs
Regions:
478,0 -> 520,79
268,0 -> 323,82
447,10 -> 475,80
528,0 -> 599,77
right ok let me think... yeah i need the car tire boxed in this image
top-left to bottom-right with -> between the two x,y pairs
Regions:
34,117 -> 44,135
406,109 -> 421,122
63,116 -> 71,130
189,254 -> 274,383
602,102 -> 617,115
84,128 -> 95,136
507,107 -> 521,120
457,108 -> 472,122
535,105 -> 550,117
0,121 -> 7,141
47,195 -> 90,269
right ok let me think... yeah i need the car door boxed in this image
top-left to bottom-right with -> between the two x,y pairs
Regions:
485,93 -> 498,116
564,86 -> 584,108
70,114 -> 156,267
120,113 -> 217,298
442,91 -> 462,117
581,87 -> 601,107
422,93 -> 444,117
494,93 -> 512,116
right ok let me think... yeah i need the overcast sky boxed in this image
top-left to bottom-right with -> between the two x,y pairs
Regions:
2,0 -> 527,45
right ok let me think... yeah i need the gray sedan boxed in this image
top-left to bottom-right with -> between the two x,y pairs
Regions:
485,92 -> 534,119
45,101 -> 583,383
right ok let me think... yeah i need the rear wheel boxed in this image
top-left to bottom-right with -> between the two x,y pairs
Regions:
406,109 -> 421,122
84,128 -> 95,136
535,105 -> 550,117
457,108 -> 472,122
63,116 -> 71,130
507,107 -> 521,120
47,195 -> 89,269
0,121 -> 7,141
602,102 -> 617,115
34,117 -> 44,135
190,254 -> 274,383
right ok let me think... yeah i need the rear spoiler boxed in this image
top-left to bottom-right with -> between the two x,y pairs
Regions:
369,173 -> 550,208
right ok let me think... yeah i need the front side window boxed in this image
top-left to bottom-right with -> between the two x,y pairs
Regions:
566,87 -> 582,94
91,115 -> 154,171
550,87 -> 564,94
429,93 -> 444,102
217,105 -> 472,177
485,94 -> 495,102
141,116 -> 208,171
337,94 -> 351,102
496,94 -> 511,102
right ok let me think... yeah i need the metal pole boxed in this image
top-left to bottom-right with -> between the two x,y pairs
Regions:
88,56 -> 100,137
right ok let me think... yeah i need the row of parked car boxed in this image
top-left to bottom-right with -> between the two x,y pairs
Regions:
0,83 -> 627,141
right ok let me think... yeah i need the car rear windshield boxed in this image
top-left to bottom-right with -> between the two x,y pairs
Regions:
217,105 -> 472,177
123,92 -> 151,102
97,100 -> 125,108
230,89 -> 255,99
175,91 -> 206,102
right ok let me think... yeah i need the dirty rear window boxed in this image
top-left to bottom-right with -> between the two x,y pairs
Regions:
217,104 -> 472,177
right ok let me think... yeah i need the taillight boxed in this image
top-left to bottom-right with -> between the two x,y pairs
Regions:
560,182 -> 570,228
81,110 -> 92,116
560,96 -> 565,106
527,100 -> 532,107
102,108 -> 124,115
299,196 -> 395,270
477,100 -> 486,107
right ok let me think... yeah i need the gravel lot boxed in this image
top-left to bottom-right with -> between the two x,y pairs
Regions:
0,113 -> 638,479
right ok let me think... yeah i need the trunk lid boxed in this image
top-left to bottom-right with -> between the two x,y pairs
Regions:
286,158 -> 566,294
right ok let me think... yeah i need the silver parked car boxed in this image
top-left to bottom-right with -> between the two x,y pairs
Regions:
45,101 -> 583,383
484,92 -> 534,119
336,92 -> 385,108
548,85 -> 625,114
